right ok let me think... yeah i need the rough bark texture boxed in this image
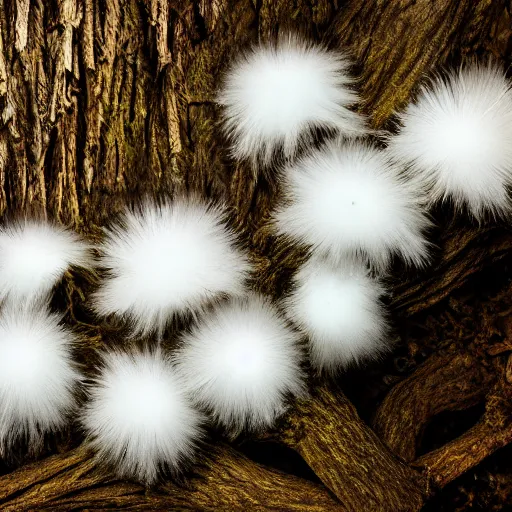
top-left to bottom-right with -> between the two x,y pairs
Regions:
0,444 -> 344,511
373,351 -> 495,462
415,373 -> 512,490
1,0 -> 512,510
277,385 -> 426,512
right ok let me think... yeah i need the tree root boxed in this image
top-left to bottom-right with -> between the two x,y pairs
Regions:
373,351 -> 495,461
415,372 -> 512,490
0,444 -> 343,511
275,385 -> 426,512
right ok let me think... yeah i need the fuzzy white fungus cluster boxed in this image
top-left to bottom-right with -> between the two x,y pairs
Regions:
0,305 -> 82,454
93,198 -> 250,335
0,220 -> 92,302
284,256 -> 388,372
3,33 -> 511,489
274,140 -> 431,271
388,64 -> 512,220
174,294 -> 304,433
81,350 -> 202,484
218,34 -> 366,166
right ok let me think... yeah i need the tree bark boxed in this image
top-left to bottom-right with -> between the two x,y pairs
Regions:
373,351 -> 495,461
0,444 -> 344,511
414,373 -> 512,490
276,385 -> 426,512
1,0 -> 512,510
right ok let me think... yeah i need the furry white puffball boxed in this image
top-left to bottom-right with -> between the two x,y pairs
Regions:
0,220 -> 91,302
82,350 -> 202,484
174,294 -> 304,433
387,64 -> 512,220
274,140 -> 431,271
0,306 -> 81,455
93,198 -> 250,335
284,256 -> 388,372
218,34 -> 365,165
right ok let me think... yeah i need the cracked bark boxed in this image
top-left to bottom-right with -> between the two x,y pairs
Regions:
1,0 -> 512,510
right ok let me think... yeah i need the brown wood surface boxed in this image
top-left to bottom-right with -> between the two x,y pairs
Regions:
1,0 -> 512,510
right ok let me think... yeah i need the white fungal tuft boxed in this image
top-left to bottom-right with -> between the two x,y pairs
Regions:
0,305 -> 81,455
218,34 -> 366,166
174,294 -> 304,433
93,198 -> 250,335
82,349 -> 202,484
274,140 -> 431,271
387,63 -> 512,220
0,220 -> 92,302
284,255 -> 388,372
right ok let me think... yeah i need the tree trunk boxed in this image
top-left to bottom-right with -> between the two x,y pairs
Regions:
1,0 -> 512,510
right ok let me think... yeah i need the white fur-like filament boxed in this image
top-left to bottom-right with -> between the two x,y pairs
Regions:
0,305 -> 82,455
174,294 -> 304,433
284,255 -> 388,372
82,349 -> 202,484
93,198 -> 250,335
0,220 -> 92,302
218,34 -> 366,166
387,63 -> 512,220
274,140 -> 431,271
